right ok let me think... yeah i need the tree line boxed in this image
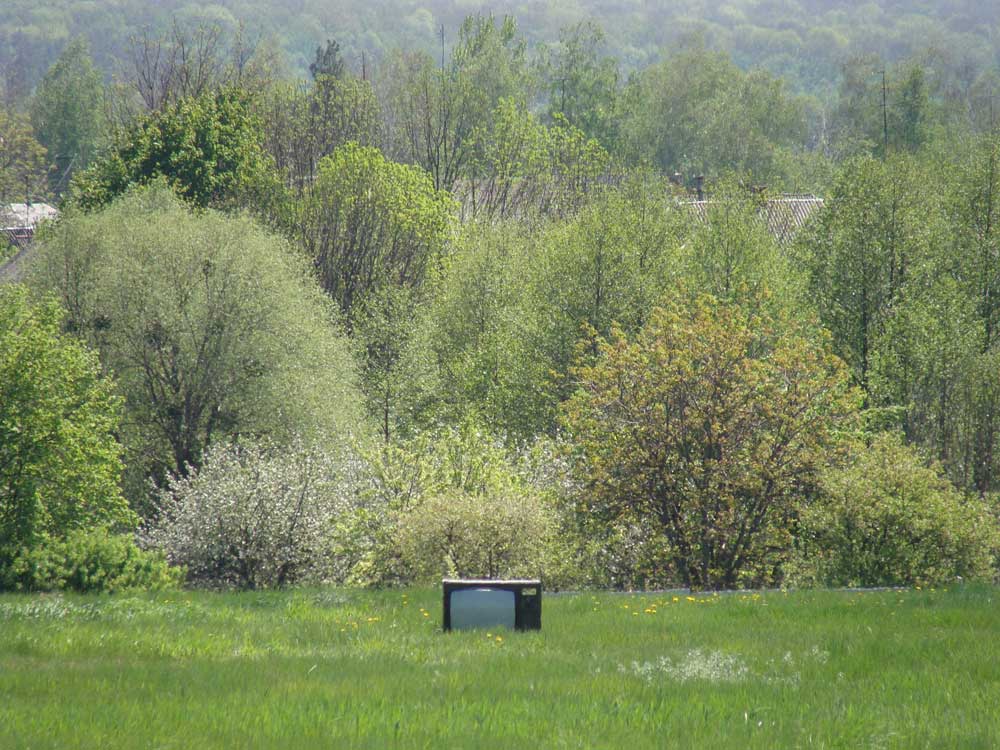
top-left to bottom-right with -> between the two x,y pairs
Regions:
2,0 -> 998,102
1,12 -> 999,592
3,8 -> 999,207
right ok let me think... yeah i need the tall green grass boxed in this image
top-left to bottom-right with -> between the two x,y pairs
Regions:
1,587 -> 997,748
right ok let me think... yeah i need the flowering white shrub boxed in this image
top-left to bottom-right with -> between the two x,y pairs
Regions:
144,439 -> 362,589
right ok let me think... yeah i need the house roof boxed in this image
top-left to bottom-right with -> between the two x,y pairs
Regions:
685,194 -> 824,243
1,203 -> 59,283
1,202 -> 59,230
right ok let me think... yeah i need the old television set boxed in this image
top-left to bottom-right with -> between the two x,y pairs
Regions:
442,579 -> 542,631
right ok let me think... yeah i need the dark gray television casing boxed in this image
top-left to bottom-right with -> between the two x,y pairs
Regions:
442,579 -> 542,631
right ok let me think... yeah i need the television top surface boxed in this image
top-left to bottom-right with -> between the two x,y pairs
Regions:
442,579 -> 540,586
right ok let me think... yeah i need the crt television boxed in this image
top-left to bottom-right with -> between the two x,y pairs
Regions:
442,579 -> 542,631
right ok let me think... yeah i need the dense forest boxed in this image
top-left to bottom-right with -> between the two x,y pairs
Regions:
2,0 -> 999,95
2,3 -> 1000,593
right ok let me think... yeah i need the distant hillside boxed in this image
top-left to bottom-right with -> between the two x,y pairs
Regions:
2,0 -> 997,101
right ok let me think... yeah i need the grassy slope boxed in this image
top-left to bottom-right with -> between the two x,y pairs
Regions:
0,587 -> 997,748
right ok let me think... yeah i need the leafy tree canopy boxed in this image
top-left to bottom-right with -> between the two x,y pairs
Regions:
299,141 -> 455,325
619,43 -> 808,183
27,181 -> 367,507
0,107 -> 47,206
29,36 -> 104,191
310,38 -> 346,80
70,86 -> 281,215
0,284 -> 133,582
562,290 -> 859,589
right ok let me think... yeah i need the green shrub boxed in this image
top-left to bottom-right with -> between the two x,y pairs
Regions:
334,422 -> 527,586
8,528 -> 183,593
790,433 -> 998,587
396,487 -> 555,582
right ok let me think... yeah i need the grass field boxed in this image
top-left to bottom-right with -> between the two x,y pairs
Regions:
1,586 -> 998,749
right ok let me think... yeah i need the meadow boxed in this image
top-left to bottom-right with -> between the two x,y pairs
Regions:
1,586 -> 997,748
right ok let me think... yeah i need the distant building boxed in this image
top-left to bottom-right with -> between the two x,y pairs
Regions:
1,202 -> 58,282
684,194 -> 824,244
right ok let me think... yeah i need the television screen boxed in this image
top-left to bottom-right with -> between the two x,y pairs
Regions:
449,588 -> 516,630
442,579 -> 541,631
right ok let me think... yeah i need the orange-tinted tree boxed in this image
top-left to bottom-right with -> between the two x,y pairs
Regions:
561,292 -> 858,589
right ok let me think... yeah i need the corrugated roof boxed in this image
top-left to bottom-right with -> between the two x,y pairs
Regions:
1,203 -> 59,282
685,195 -> 824,243
1,202 -> 58,230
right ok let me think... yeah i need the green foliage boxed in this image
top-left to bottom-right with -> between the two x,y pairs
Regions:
536,21 -> 620,149
461,97 -> 549,220
678,179 -> 809,318
459,102 -> 611,221
396,486 -> 554,581
261,74 -> 380,194
26,182 -> 366,506
415,177 -> 682,439
619,44 -> 807,182
378,14 -> 531,193
518,178 -> 681,422
336,420 -> 550,585
352,285 -> 439,444
830,57 -> 939,158
792,433 -> 998,587
298,143 -> 452,441
0,107 -> 48,205
869,276 -> 981,486
29,37 -> 103,189
7,527 -> 182,593
562,291 -> 859,589
937,131 -> 1000,493
0,285 -> 133,583
797,154 -> 944,396
70,86 -> 282,214
948,131 -> 1000,353
412,219 -> 552,437
300,142 -> 455,324
7,3 -> 1000,592
309,39 -> 346,80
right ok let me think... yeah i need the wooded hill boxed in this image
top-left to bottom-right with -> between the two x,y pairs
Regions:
2,0 -> 997,102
